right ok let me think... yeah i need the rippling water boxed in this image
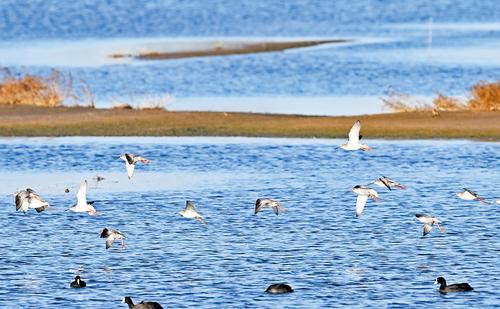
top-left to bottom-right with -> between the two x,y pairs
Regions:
0,137 -> 499,308
0,1 -> 500,114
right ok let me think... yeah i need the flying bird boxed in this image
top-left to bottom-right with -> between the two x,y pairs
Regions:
456,188 -> 488,204
66,180 -> 97,216
179,201 -> 206,224
120,153 -> 150,179
122,296 -> 163,309
435,277 -> 473,293
255,198 -> 285,215
373,176 -> 406,190
14,188 -> 50,214
340,120 -> 372,151
415,214 -> 445,236
352,185 -> 380,217
70,275 -> 86,288
100,228 -> 126,249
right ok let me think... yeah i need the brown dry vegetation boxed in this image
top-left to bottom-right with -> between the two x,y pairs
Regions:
0,68 -> 93,108
383,81 -> 500,113
0,105 -> 498,140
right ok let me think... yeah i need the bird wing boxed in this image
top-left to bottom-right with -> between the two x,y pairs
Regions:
15,192 -> 28,211
113,229 -> 126,239
29,193 -> 48,208
463,188 -> 478,197
125,153 -> 135,165
348,120 -> 361,144
379,178 -> 392,190
186,201 -> 196,210
355,194 -> 368,217
255,202 -> 262,214
76,180 -> 88,207
423,223 -> 434,236
105,237 -> 114,249
125,162 -> 135,179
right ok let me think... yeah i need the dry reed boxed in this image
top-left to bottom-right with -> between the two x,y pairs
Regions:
0,68 -> 94,107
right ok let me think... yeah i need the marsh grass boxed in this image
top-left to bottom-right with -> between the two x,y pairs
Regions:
469,81 -> 500,111
0,68 -> 94,107
384,82 -> 500,113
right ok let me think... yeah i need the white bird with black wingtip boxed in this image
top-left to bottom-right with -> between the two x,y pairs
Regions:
66,180 -> 97,216
352,185 -> 380,217
119,153 -> 151,179
179,200 -> 207,224
415,214 -> 445,236
456,188 -> 488,204
340,120 -> 372,151
14,188 -> 50,214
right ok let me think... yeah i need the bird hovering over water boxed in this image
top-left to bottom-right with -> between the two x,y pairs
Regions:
65,180 -> 97,216
415,214 -> 445,236
100,228 -> 126,249
340,120 -> 372,151
14,188 -> 50,214
255,198 -> 285,215
373,176 -> 406,190
456,188 -> 488,204
352,185 -> 380,217
179,201 -> 207,224
120,153 -> 151,179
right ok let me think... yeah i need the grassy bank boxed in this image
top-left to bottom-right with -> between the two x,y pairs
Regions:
0,105 -> 499,139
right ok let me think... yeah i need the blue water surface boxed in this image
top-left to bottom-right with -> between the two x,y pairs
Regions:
0,1 -> 499,113
0,137 -> 499,308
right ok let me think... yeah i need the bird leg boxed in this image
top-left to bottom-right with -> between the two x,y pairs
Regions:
436,223 -> 445,233
196,216 -> 207,225
370,195 -> 381,203
120,240 -> 126,249
281,207 -> 287,214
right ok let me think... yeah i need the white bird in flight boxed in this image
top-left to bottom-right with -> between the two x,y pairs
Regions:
373,176 -> 406,190
65,180 -> 97,216
415,214 -> 445,236
14,188 -> 50,214
179,201 -> 207,224
100,228 -> 126,249
120,153 -> 151,179
352,185 -> 380,217
254,198 -> 285,215
340,120 -> 372,151
456,188 -> 488,204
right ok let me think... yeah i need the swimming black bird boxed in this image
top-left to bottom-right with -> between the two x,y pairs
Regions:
265,283 -> 294,294
122,296 -> 163,308
70,275 -> 86,288
435,277 -> 473,293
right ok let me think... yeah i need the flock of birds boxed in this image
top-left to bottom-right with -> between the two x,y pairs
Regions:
13,120 -> 499,305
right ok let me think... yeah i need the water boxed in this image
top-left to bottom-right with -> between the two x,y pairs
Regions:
0,1 -> 500,114
0,137 -> 499,308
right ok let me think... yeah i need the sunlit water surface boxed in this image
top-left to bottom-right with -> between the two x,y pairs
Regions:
1,1 -> 500,114
0,137 -> 499,308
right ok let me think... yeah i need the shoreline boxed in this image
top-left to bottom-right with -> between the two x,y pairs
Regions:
111,39 -> 349,60
0,105 -> 499,140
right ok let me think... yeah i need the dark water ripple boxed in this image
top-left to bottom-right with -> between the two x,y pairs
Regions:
0,137 -> 499,308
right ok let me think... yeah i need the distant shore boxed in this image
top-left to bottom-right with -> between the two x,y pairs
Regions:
110,39 -> 349,60
0,105 -> 499,140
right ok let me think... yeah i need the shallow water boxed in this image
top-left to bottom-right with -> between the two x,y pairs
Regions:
1,1 -> 500,114
0,137 -> 499,308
